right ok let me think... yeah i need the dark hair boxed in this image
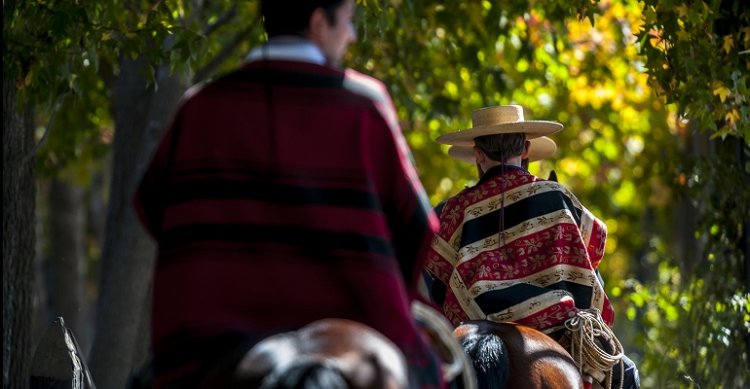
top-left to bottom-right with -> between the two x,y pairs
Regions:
260,360 -> 349,389
461,332 -> 510,389
261,0 -> 345,37
474,133 -> 526,162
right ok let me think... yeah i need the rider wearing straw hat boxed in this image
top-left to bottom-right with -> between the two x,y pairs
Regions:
448,135 -> 557,176
448,135 -> 557,165
419,135 -> 559,319
423,105 -> 640,389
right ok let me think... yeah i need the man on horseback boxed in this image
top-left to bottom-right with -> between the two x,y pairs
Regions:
420,136 -> 559,304
134,1 -> 444,387
422,105 -> 640,389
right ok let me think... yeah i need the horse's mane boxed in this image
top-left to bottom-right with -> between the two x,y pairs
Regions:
460,332 -> 509,389
259,360 -> 349,389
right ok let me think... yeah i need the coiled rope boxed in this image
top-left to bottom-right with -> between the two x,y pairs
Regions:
564,309 -> 625,389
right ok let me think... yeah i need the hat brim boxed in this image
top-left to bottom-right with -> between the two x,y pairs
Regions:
448,136 -> 557,163
436,121 -> 563,146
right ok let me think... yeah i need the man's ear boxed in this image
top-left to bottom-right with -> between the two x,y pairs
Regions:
473,146 -> 485,164
521,140 -> 531,159
308,7 -> 328,40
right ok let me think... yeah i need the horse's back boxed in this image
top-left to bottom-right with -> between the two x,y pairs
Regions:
455,320 -> 583,389
234,318 -> 409,388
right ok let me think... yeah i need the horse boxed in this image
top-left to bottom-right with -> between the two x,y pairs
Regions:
453,320 -> 583,389
223,310 -> 582,389
217,301 -> 475,389
130,312 -> 581,389
232,318 -> 410,388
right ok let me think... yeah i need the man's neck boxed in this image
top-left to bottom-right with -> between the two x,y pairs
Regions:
481,155 -> 523,172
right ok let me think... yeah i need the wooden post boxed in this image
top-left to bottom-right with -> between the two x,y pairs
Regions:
30,317 -> 95,388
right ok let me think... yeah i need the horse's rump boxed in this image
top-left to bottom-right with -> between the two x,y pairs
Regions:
233,318 -> 409,389
455,320 -> 583,389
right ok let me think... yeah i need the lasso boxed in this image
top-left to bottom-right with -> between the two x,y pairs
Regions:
564,309 -> 625,389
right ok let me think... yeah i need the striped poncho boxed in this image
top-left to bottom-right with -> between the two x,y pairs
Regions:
424,165 -> 614,335
134,58 -> 441,387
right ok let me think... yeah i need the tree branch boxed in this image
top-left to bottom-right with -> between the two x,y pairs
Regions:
21,98 -> 63,166
192,25 -> 254,84
202,5 -> 238,38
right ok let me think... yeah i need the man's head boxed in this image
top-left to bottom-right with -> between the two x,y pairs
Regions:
261,0 -> 357,67
472,133 -> 530,175
474,133 -> 527,163
448,136 -> 556,165
436,105 -> 563,175
448,136 -> 557,176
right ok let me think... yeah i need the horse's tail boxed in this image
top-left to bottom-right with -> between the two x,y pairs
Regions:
460,331 -> 510,389
259,360 -> 349,389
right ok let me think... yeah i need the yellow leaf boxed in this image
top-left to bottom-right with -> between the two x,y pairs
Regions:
630,17 -> 646,36
24,69 -> 33,86
723,35 -> 734,54
713,85 -> 731,102
725,109 -> 740,124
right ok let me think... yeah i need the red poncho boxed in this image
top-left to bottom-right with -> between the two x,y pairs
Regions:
135,59 -> 441,387
424,165 -> 614,334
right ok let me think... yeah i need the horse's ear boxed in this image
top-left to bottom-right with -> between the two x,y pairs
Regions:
548,170 -> 558,182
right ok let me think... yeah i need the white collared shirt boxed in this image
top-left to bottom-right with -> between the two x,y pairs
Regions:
246,37 -> 326,65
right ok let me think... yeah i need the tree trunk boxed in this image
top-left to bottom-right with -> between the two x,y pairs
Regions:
45,178 -> 88,351
745,200 -> 750,361
675,126 -> 711,280
3,75 -> 37,389
86,158 -> 110,355
87,157 -> 110,256
88,56 -> 188,388
32,182 -> 50,353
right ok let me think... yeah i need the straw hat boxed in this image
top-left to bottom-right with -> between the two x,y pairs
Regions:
447,136 -> 557,163
436,105 -> 563,146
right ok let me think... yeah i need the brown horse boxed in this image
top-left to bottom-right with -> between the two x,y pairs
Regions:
223,302 -> 475,389
454,320 -> 583,389
228,303 -> 476,389
232,318 -> 410,388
